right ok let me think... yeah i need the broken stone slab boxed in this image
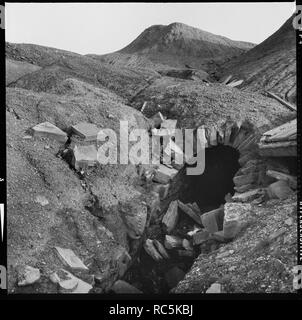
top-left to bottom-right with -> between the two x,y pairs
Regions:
54,247 -> 89,272
192,229 -> 210,245
164,266 -> 185,289
189,202 -> 201,215
220,74 -> 233,85
267,180 -> 294,200
153,239 -> 170,259
232,188 -> 265,203
201,207 -> 224,232
178,200 -> 202,225
110,280 -> 142,294
266,91 -> 296,112
164,235 -> 183,250
258,140 -> 297,157
201,210 -> 218,233
71,144 -> 98,170
227,79 -> 243,87
162,200 -> 179,233
141,101 -> 147,113
223,203 -> 251,240
151,183 -> 170,200
206,282 -> 222,293
143,239 -> 163,261
17,265 -> 41,286
71,122 -> 100,141
266,170 -> 297,190
233,172 -> 258,187
152,112 -> 165,128
50,269 -> 92,293
153,164 -> 178,184
31,121 -> 68,143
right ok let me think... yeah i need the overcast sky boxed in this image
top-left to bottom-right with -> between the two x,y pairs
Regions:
5,2 -> 295,55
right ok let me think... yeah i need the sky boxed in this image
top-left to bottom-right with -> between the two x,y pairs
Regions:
5,2 -> 296,55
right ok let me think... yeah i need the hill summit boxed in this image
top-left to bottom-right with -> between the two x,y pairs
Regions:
88,22 -> 255,72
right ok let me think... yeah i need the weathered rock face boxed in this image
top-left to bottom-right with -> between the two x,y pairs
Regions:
6,83 -> 152,293
267,180 -> 293,200
174,197 -> 297,293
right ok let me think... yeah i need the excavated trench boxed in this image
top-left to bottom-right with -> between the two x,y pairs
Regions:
123,145 -> 241,294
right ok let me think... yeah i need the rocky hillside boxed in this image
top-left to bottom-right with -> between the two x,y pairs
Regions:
220,16 -> 296,103
88,22 -> 255,74
5,16 -> 297,294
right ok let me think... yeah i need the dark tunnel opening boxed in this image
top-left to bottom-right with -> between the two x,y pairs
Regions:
184,145 -> 241,212
123,145 -> 241,294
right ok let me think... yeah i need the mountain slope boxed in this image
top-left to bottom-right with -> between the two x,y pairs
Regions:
88,22 -> 255,73
220,16 -> 296,102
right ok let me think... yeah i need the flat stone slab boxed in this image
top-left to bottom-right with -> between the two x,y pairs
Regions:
54,247 -> 89,271
50,269 -> 92,293
232,188 -> 264,203
233,172 -> 258,187
18,265 -> 40,286
71,122 -> 100,141
72,145 -> 98,170
206,283 -> 222,293
164,235 -> 183,250
153,164 -> 178,184
162,200 -> 179,233
111,280 -> 142,294
31,121 -> 67,143
178,200 -> 202,225
153,239 -> 170,259
144,239 -> 163,261
267,180 -> 293,200
200,207 -> 224,232
193,229 -> 210,245
223,203 -> 251,239
266,170 -> 297,189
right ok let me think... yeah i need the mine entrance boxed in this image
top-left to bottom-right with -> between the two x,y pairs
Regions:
182,145 -> 241,212
124,145 -> 241,294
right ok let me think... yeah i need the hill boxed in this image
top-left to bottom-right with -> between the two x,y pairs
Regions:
88,22 -> 255,74
220,16 -> 296,103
